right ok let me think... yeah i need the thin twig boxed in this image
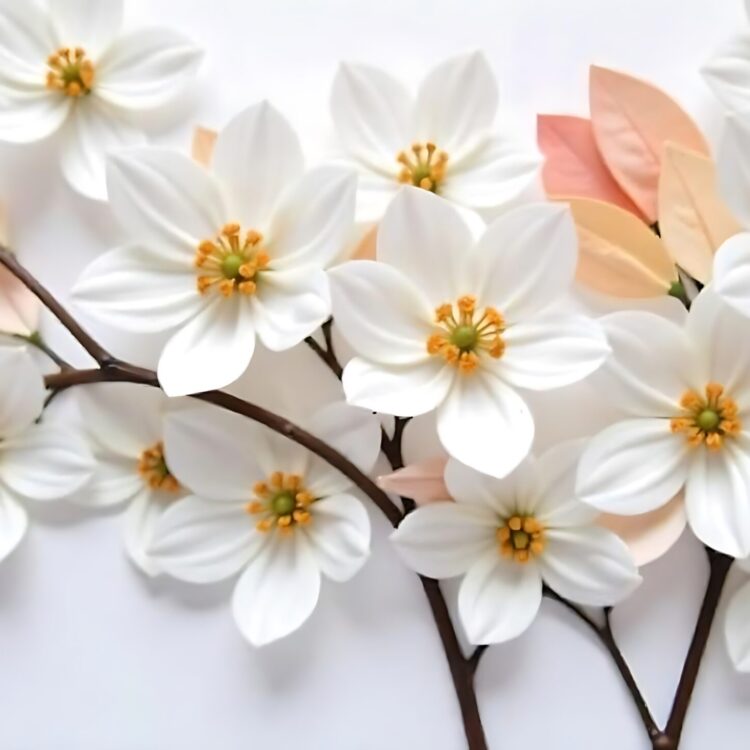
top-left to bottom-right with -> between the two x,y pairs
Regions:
13,333 -> 72,371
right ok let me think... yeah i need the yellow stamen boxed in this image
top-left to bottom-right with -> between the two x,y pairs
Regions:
137,442 -> 180,494
671,383 -> 742,451
250,472 -> 318,535
396,141 -> 449,192
497,514 -> 546,564
45,46 -> 95,96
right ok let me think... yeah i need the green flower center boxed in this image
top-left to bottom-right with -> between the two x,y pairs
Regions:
221,253 -> 245,280
449,325 -> 479,352
271,491 -> 297,517
696,408 -> 720,432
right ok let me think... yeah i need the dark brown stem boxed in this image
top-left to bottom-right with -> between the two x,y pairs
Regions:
304,319 -> 343,380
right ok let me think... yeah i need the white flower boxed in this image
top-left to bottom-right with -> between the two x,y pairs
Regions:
0,0 -> 202,199
330,188 -> 609,478
391,443 -> 640,645
577,290 -> 750,558
147,400 -> 381,646
0,339 -> 93,562
72,102 -> 357,397
725,555 -> 750,672
76,383 -> 184,575
330,51 -> 540,223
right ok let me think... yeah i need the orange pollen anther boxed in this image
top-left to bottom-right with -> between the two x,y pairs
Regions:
245,472 -> 316,535
137,442 -> 180,493
195,224 -> 270,297
670,382 -> 742,452
46,46 -> 95,97
496,515 -> 545,564
426,295 -> 506,374
396,141 -> 449,192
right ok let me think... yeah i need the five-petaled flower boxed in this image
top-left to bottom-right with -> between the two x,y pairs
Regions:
330,187 -> 610,478
577,290 -> 750,558
0,0 -> 203,199
330,51 -> 540,223
72,101 -> 357,397
391,442 -> 640,645
146,399 -> 380,646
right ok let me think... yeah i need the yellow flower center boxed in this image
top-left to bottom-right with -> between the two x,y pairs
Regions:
670,382 -> 742,451
426,295 -> 505,374
195,223 -> 269,297
396,142 -> 449,192
246,472 -> 315,535
497,515 -> 545,564
138,442 -> 180,492
46,47 -> 95,97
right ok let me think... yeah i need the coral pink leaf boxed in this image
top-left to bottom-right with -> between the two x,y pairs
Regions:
0,209 -> 40,337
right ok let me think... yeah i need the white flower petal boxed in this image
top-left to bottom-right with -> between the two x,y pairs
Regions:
0,423 -> 93,501
158,297 -> 256,397
415,52 -> 498,160
703,34 -> 750,120
496,313 -> 609,391
331,61 -> 412,169
212,102 -> 304,228
437,371 -> 534,479
48,0 -> 122,57
251,267 -> 330,352
716,115 -> 750,228
376,187 -> 475,305
440,136 -> 540,211
163,404 -> 266,501
342,357 -> 454,417
330,260 -> 434,365
76,454 -> 143,508
0,89 -> 71,143
577,419 -> 690,515
123,488 -> 172,576
594,311 -> 696,417
149,495 -> 264,583
726,580 -> 750,672
269,166 -> 356,269
0,0 -> 58,82
391,502 -> 497,579
232,532 -> 321,646
684,438 -> 750,557
0,490 -> 27,564
107,147 -> 226,254
458,550 -> 542,644
96,27 -> 202,110
540,526 -> 640,606
60,98 -> 145,200
0,343 -> 45,437
444,457 -> 529,516
472,203 -> 577,321
352,169 -> 400,223
304,493 -> 370,582
713,233 -> 750,320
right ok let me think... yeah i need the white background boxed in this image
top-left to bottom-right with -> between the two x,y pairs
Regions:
0,1 -> 749,748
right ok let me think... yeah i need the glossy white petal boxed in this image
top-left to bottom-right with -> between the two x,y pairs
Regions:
684,438 -> 750,558
444,457 -> 529,516
107,148 -> 226,254
251,267 -> 330,351
415,52 -> 498,160
496,313 -> 608,391
72,243 -> 201,333
158,297 -> 256,397
0,424 -> 93,501
713,233 -> 750,319
304,494 -> 370,582
123,488 -> 173,576
594,311 -> 696,416
0,343 -> 45,438
0,89 -> 71,143
391,502 -> 497,578
540,526 -> 640,606
577,419 -> 690,515
269,166 -> 356,269
437,371 -> 534,478
60,98 -> 145,200
472,203 -> 577,321
232,532 -> 321,647
458,550 -> 542,644
331,62 -> 412,169
352,169 -> 400,223
330,260 -> 434,365
440,136 -> 540,210
212,102 -> 304,228
149,496 -> 265,583
77,454 -> 143,508
703,34 -> 750,119
716,115 -> 750,228
163,404 -> 266,501
376,187 -> 474,306
0,490 -> 27,564
342,357 -> 454,417
0,0 -> 57,79
48,0 -> 122,57
726,580 -> 750,672
96,28 -> 202,110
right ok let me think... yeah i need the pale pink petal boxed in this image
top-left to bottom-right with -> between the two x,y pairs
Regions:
377,457 -> 450,505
